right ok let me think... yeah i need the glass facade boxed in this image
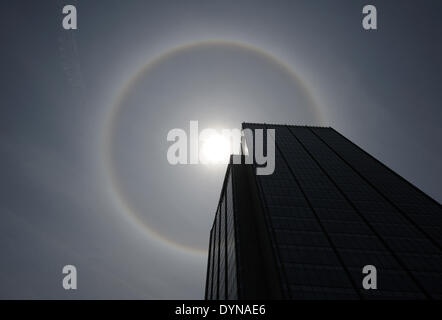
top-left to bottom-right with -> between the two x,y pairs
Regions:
205,123 -> 442,300
226,173 -> 238,299
206,166 -> 238,300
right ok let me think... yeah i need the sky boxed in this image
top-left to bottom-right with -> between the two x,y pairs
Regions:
0,0 -> 441,299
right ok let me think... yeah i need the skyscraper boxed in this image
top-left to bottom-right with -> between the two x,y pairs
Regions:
205,123 -> 442,300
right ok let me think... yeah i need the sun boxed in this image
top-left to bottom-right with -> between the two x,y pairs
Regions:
200,134 -> 231,165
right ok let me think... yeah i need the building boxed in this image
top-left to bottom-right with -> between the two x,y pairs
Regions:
204,123 -> 442,300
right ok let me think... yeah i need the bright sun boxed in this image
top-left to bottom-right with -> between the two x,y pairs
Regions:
200,134 -> 231,165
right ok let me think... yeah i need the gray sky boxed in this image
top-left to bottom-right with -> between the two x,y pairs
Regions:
0,0 -> 441,299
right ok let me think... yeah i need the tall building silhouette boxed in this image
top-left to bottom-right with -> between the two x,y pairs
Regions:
205,123 -> 442,300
